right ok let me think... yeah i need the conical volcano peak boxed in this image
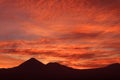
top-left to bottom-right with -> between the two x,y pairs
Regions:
27,58 -> 40,62
25,58 -> 44,64
18,58 -> 45,69
29,57 -> 36,60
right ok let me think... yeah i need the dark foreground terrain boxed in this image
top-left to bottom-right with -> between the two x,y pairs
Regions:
0,58 -> 120,80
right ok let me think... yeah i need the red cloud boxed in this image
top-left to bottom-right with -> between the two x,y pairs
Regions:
0,0 -> 119,69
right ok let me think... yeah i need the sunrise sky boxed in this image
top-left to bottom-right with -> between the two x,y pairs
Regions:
0,0 -> 120,69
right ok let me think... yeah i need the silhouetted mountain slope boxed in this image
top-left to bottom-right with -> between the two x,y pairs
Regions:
0,58 -> 120,80
17,58 -> 45,70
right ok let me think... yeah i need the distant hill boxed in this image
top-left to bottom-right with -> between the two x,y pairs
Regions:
0,58 -> 120,80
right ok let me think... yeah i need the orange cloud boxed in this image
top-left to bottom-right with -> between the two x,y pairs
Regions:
0,0 -> 119,69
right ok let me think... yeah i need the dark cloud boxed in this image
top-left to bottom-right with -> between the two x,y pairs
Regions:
60,32 -> 101,40
69,53 -> 96,59
87,0 -> 120,8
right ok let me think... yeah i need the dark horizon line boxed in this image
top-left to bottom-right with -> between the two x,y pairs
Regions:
1,57 -> 120,70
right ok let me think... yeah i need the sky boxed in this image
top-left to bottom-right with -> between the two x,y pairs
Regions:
0,0 -> 120,69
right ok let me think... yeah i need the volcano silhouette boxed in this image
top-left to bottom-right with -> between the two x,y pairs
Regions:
0,58 -> 120,80
18,58 -> 45,70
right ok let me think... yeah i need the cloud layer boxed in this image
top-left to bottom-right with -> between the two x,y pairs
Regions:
0,0 -> 120,69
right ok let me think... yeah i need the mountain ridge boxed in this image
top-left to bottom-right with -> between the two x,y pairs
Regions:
0,58 -> 120,80
18,58 -> 120,69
